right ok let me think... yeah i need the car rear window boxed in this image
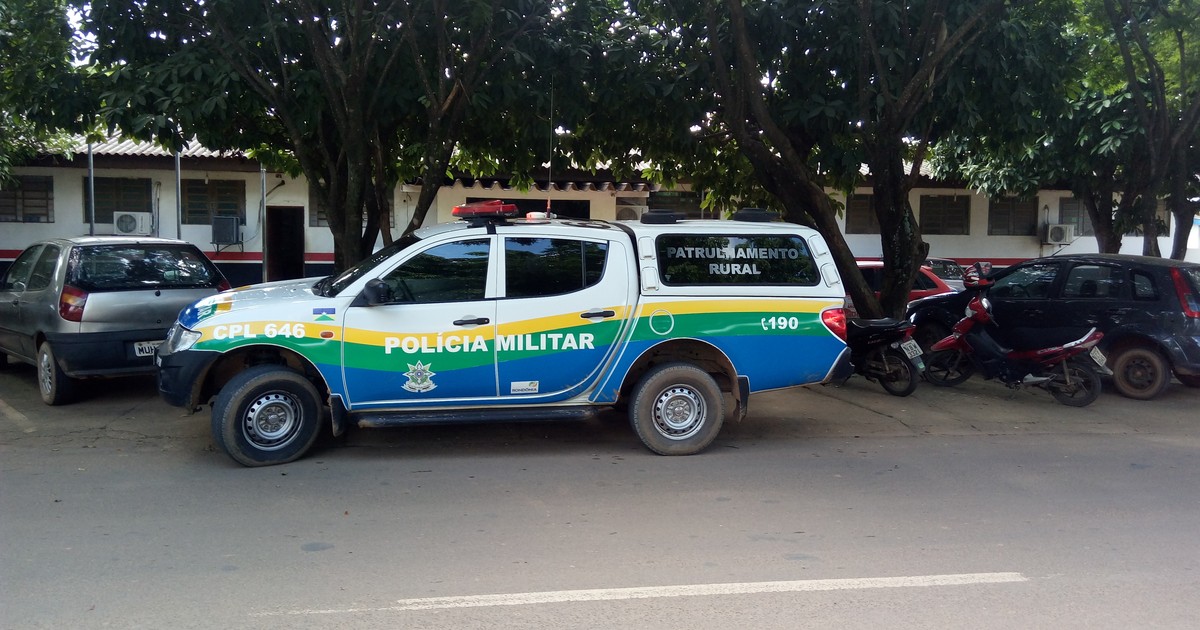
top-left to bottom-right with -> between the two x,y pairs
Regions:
656,234 -> 819,286
68,244 -> 221,291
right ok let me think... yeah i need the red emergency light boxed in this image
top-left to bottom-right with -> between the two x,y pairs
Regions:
452,200 -> 519,219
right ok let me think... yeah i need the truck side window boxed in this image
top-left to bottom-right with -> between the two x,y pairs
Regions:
381,238 -> 490,303
655,234 -> 819,286
504,237 -> 608,298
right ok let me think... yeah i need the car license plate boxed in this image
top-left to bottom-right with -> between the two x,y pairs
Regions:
1089,346 -> 1107,366
134,340 -> 162,357
900,339 -> 923,359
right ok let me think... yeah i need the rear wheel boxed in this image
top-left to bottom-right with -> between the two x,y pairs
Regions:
212,365 -> 323,466
1109,346 -> 1170,400
630,363 -> 724,456
1048,360 -> 1102,407
924,349 -> 973,387
37,341 -> 76,405
878,348 -> 919,397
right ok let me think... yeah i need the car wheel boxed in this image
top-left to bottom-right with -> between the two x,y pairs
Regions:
629,363 -> 724,456
1109,346 -> 1170,400
212,365 -> 323,467
914,322 -> 951,355
1178,374 -> 1200,388
37,341 -> 77,405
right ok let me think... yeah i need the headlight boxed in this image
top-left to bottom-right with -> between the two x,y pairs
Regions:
162,323 -> 202,355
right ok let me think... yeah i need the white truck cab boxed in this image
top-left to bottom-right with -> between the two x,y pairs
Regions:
157,202 -> 850,466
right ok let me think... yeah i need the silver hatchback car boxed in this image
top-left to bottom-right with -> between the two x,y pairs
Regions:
0,236 -> 229,404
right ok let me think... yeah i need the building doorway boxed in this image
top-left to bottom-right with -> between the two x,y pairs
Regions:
265,205 -> 305,281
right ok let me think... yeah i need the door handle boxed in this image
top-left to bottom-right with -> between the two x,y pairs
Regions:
580,309 -> 616,319
452,317 -> 490,326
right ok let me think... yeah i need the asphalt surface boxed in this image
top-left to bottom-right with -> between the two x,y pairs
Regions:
2,360 -> 1199,629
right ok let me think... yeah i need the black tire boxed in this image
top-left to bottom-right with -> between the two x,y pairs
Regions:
1048,359 -> 1102,407
629,363 -> 724,456
878,348 -> 919,397
212,365 -> 323,467
924,349 -> 973,387
914,322 -> 951,355
1178,374 -> 1200,388
1109,346 -> 1170,400
37,341 -> 76,405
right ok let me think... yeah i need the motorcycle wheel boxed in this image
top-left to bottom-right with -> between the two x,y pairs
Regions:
878,348 -> 920,397
924,349 -> 973,387
1047,359 -> 1102,407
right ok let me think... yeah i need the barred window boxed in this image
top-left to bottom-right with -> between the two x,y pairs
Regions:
182,179 -> 245,225
845,194 -> 880,234
987,196 -> 1037,236
1059,197 -> 1094,237
83,177 -> 152,224
920,195 -> 970,235
0,176 -> 54,223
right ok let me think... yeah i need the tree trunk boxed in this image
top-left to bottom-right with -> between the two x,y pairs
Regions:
868,139 -> 928,318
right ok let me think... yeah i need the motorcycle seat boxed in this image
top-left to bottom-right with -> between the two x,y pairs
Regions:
847,317 -> 907,331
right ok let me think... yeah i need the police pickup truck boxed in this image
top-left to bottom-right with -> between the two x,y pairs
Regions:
157,201 -> 850,466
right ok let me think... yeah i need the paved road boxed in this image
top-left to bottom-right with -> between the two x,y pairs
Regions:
2,362 -> 1199,629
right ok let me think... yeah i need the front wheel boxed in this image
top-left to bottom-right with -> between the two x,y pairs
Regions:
1047,359 -> 1102,407
878,348 -> 920,397
212,365 -> 323,467
629,363 -> 724,456
924,349 -> 974,387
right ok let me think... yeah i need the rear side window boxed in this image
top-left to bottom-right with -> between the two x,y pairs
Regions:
69,244 -> 221,291
1131,271 -> 1158,300
27,245 -> 61,291
1061,264 -> 1123,299
505,237 -> 608,298
656,234 -> 819,286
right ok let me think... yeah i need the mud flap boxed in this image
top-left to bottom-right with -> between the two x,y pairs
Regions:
734,375 -> 750,422
329,395 -> 348,437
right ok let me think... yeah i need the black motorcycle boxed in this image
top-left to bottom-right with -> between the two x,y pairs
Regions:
844,318 -> 925,396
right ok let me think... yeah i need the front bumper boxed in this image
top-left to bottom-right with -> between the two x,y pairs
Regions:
156,347 -> 220,408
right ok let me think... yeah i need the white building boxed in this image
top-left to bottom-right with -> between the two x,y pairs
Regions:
2,137 -> 1196,284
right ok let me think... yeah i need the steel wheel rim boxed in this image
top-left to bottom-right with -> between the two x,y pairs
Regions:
38,351 -> 53,394
242,392 -> 302,450
652,385 -> 706,440
1124,357 -> 1156,391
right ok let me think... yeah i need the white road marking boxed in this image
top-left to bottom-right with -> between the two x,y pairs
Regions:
0,398 -> 36,433
255,572 -> 1027,617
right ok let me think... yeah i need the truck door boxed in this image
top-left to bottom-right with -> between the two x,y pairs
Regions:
340,237 -> 498,408
494,235 -> 631,399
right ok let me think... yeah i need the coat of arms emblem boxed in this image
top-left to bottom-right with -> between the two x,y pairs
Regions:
402,361 -> 437,393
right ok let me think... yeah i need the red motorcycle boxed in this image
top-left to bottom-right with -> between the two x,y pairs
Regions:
923,263 -> 1112,407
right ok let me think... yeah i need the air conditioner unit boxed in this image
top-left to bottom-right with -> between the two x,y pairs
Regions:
615,205 -> 649,221
113,211 -> 153,236
1044,223 -> 1076,245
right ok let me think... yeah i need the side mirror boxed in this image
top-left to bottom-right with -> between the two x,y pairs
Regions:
361,278 -> 394,305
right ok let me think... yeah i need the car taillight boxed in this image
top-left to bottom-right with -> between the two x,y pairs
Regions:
822,307 -> 847,340
59,285 -> 88,322
1171,268 -> 1200,318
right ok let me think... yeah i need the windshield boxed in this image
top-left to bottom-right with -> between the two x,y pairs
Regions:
322,233 -> 422,296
